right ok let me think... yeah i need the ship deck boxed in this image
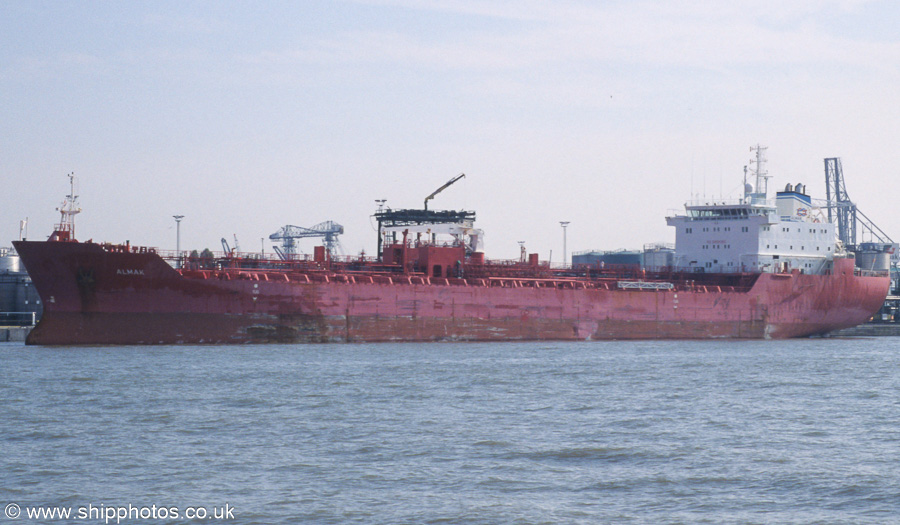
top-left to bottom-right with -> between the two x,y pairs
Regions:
160,248 -> 763,293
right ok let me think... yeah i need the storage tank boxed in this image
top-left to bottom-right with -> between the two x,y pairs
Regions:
572,250 -> 642,267
15,280 -> 41,319
643,243 -> 675,269
0,248 -> 41,324
0,278 -> 15,312
856,243 -> 893,272
0,249 -> 20,274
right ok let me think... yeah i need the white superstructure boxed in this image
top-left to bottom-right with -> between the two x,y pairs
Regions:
666,147 -> 836,275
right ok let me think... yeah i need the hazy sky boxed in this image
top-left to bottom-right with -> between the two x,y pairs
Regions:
3,0 -> 899,260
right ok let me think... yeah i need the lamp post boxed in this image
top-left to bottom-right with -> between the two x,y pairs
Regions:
560,221 -> 570,268
173,215 -> 184,268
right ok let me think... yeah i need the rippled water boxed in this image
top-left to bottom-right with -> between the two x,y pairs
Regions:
2,338 -> 900,524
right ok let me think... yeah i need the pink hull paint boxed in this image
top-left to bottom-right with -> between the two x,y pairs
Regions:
14,240 -> 890,345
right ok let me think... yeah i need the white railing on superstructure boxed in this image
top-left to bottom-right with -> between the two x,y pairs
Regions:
683,198 -> 775,208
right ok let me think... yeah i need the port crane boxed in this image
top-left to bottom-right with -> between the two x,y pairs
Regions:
424,173 -> 465,210
823,158 -> 893,249
269,221 -> 344,260
220,234 -> 242,255
374,172 -> 472,257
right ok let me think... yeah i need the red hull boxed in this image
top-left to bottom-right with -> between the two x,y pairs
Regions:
13,240 -> 890,345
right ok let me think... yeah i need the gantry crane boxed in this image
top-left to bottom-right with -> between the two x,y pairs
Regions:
823,158 -> 892,249
269,221 -> 344,260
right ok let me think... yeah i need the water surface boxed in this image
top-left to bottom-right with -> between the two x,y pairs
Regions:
2,338 -> 899,523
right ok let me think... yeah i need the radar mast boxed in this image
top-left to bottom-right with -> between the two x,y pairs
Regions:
748,144 -> 770,204
53,173 -> 81,241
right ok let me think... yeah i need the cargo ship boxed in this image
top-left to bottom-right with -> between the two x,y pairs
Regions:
13,151 -> 890,345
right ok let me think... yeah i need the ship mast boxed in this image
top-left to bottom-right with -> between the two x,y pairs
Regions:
748,144 -> 770,205
53,172 -> 81,241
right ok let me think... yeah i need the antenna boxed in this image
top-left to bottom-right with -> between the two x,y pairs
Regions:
743,165 -> 750,203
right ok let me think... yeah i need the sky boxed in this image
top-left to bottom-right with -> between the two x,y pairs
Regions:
2,0 -> 900,261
